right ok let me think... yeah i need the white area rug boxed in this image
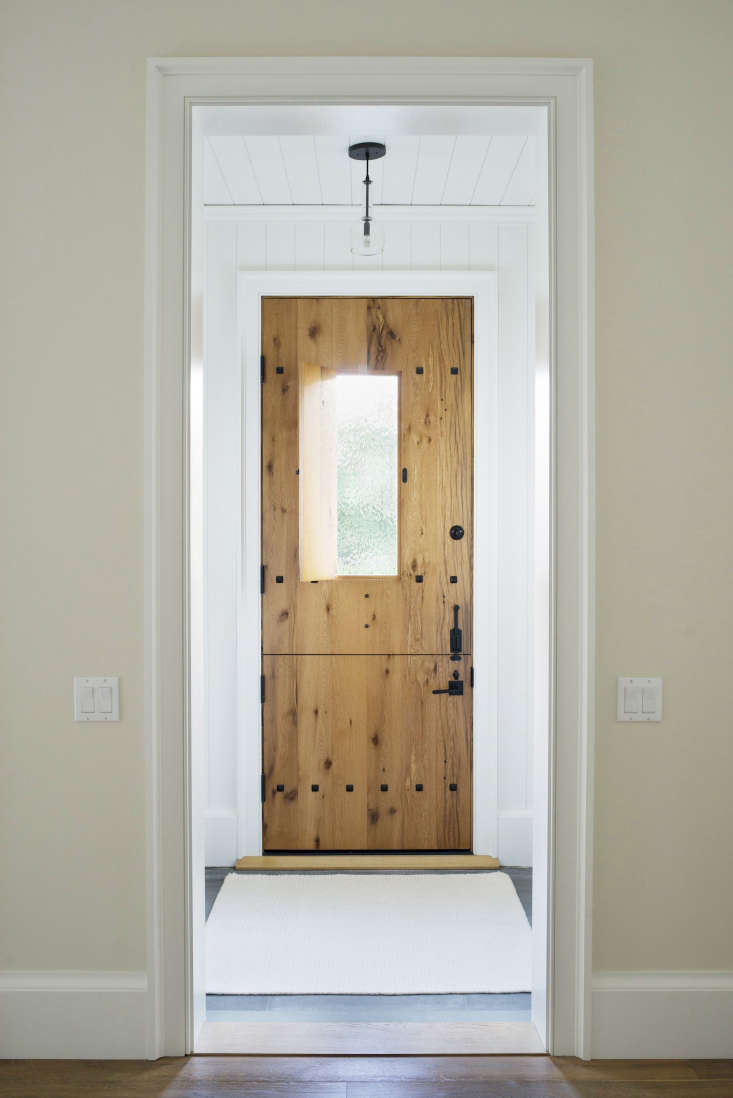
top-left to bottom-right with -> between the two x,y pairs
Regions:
206,872 -> 531,994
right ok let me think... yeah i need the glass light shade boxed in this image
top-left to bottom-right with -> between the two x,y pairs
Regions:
350,217 -> 384,257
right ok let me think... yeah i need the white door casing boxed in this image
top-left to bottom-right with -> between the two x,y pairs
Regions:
144,56 -> 594,1058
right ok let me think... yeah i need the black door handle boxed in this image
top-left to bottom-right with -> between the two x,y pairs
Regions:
432,680 -> 464,696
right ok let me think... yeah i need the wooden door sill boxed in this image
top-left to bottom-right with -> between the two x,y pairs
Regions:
196,1020 -> 542,1054
234,853 -> 500,871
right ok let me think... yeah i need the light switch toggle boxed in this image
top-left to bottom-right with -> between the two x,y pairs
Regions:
617,677 -> 662,722
79,687 -> 96,714
623,686 -> 641,714
74,677 -> 120,722
642,685 -> 657,714
97,686 -> 113,714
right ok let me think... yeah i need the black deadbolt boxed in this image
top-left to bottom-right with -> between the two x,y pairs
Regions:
450,524 -> 465,540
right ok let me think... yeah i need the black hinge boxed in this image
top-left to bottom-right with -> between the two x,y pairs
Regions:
260,674 -> 266,703
260,354 -> 266,383
470,665 -> 475,689
261,773 -> 266,803
260,564 -> 266,594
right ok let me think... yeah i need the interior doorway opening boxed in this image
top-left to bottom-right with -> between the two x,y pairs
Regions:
190,101 -> 550,1055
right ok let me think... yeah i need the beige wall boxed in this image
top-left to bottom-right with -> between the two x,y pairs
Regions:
1,0 -> 732,976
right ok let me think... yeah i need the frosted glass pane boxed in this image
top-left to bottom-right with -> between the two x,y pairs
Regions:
334,374 -> 398,576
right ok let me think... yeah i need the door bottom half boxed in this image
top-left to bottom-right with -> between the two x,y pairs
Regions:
262,654 -> 472,852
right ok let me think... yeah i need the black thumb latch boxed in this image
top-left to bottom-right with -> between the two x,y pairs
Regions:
450,604 -> 462,656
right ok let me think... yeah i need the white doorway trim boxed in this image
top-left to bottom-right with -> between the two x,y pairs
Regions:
144,55 -> 594,1059
236,270 -> 498,860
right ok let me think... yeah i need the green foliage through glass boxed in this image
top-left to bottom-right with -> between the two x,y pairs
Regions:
333,374 -> 398,576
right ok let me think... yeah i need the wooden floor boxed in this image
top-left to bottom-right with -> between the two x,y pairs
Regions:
1,1056 -> 732,1096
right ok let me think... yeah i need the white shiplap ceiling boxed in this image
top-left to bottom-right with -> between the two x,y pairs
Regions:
203,135 -> 537,207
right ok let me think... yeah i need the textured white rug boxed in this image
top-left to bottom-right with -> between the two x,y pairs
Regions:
206,871 -> 531,994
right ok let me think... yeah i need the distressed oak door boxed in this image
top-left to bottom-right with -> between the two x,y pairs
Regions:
261,297 -> 473,851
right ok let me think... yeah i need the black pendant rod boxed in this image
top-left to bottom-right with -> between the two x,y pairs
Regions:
363,152 -> 372,236
348,141 -> 386,238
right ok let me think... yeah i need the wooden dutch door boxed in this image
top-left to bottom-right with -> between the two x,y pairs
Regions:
261,297 -> 473,851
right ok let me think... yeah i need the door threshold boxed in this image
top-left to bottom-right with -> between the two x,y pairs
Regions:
196,1020 -> 542,1055
234,854 -> 500,871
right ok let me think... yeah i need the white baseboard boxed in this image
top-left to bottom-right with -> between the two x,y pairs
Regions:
592,971 -> 733,1058
0,971 -> 149,1058
205,808 -> 238,866
497,810 -> 532,867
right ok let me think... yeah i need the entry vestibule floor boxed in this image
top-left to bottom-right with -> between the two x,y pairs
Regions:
205,866 -> 531,1023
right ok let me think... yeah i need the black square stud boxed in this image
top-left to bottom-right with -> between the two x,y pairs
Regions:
449,782 -> 458,791
346,784 -> 354,792
450,366 -> 459,375
276,784 -> 284,792
415,574 -> 424,583
380,783 -> 389,792
276,366 -> 284,374
450,575 -> 458,584
415,783 -> 424,792
311,784 -> 319,792
276,575 -> 284,583
416,366 -> 424,374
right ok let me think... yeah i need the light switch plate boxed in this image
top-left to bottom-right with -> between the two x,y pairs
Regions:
73,676 -> 120,721
617,676 -> 662,722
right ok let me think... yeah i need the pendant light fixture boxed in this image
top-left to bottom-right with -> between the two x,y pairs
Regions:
348,141 -> 387,256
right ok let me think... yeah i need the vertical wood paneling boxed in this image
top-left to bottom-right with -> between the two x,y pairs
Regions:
236,222 -> 267,269
295,222 -> 324,269
381,221 -> 412,269
265,222 -> 296,269
323,220 -> 352,269
497,223 -> 530,815
469,221 -> 499,270
409,221 -> 441,268
440,221 -> 470,269
203,221 -> 240,863
206,212 -> 534,860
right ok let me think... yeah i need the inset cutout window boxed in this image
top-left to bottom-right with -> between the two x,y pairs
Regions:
300,371 -> 398,579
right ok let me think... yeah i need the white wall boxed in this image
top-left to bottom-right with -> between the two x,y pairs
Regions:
3,0 -> 733,1061
203,214 -> 536,867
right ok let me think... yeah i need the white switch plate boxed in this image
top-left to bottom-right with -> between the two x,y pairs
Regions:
73,676 -> 120,721
617,676 -> 662,722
